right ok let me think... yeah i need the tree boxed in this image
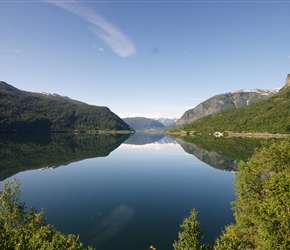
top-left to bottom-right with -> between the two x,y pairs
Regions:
173,209 -> 212,250
215,139 -> 290,250
0,178 -> 94,250
173,140 -> 290,250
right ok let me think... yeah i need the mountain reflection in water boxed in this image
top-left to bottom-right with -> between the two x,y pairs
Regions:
0,133 -> 131,181
175,138 -> 240,171
174,135 -> 277,171
122,133 -> 270,172
0,132 -> 274,181
123,132 -> 165,145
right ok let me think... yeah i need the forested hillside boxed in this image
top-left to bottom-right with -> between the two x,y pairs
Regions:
177,85 -> 290,134
175,88 -> 279,126
0,82 -> 134,133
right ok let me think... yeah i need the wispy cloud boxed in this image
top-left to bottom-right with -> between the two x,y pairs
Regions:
3,48 -> 22,53
44,1 -> 136,57
12,48 -> 22,53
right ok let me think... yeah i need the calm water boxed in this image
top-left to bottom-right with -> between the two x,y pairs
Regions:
0,134 -> 236,250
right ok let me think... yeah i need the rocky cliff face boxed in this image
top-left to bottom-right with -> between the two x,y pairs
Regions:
176,88 -> 280,126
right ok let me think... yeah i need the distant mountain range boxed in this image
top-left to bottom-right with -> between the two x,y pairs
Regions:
155,118 -> 178,126
123,117 -> 165,131
175,88 -> 280,126
0,81 -> 134,133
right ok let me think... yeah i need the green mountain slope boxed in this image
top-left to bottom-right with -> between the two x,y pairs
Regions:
175,88 -> 279,126
0,81 -> 134,133
178,83 -> 290,134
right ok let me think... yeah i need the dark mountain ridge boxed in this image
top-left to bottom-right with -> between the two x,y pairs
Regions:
0,81 -> 134,133
0,81 -> 85,104
0,81 -> 25,95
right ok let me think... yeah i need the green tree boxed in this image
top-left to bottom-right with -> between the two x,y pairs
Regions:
173,209 -> 212,250
215,139 -> 290,250
0,178 -> 94,250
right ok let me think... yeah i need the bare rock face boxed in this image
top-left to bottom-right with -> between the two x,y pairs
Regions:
285,74 -> 290,88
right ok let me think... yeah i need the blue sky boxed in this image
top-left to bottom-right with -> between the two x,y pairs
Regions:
1,0 -> 290,118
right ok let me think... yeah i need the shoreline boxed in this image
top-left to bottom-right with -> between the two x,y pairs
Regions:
170,130 -> 290,139
225,132 -> 290,138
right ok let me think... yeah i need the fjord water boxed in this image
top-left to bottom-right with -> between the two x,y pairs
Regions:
0,133 -> 236,250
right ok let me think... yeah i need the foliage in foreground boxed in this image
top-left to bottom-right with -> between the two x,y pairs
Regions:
215,139 -> 290,250
173,139 -> 290,250
0,179 -> 94,250
173,209 -> 211,250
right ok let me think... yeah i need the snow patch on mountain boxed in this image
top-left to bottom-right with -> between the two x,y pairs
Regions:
41,92 -> 70,99
155,118 -> 178,126
231,88 -> 280,95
